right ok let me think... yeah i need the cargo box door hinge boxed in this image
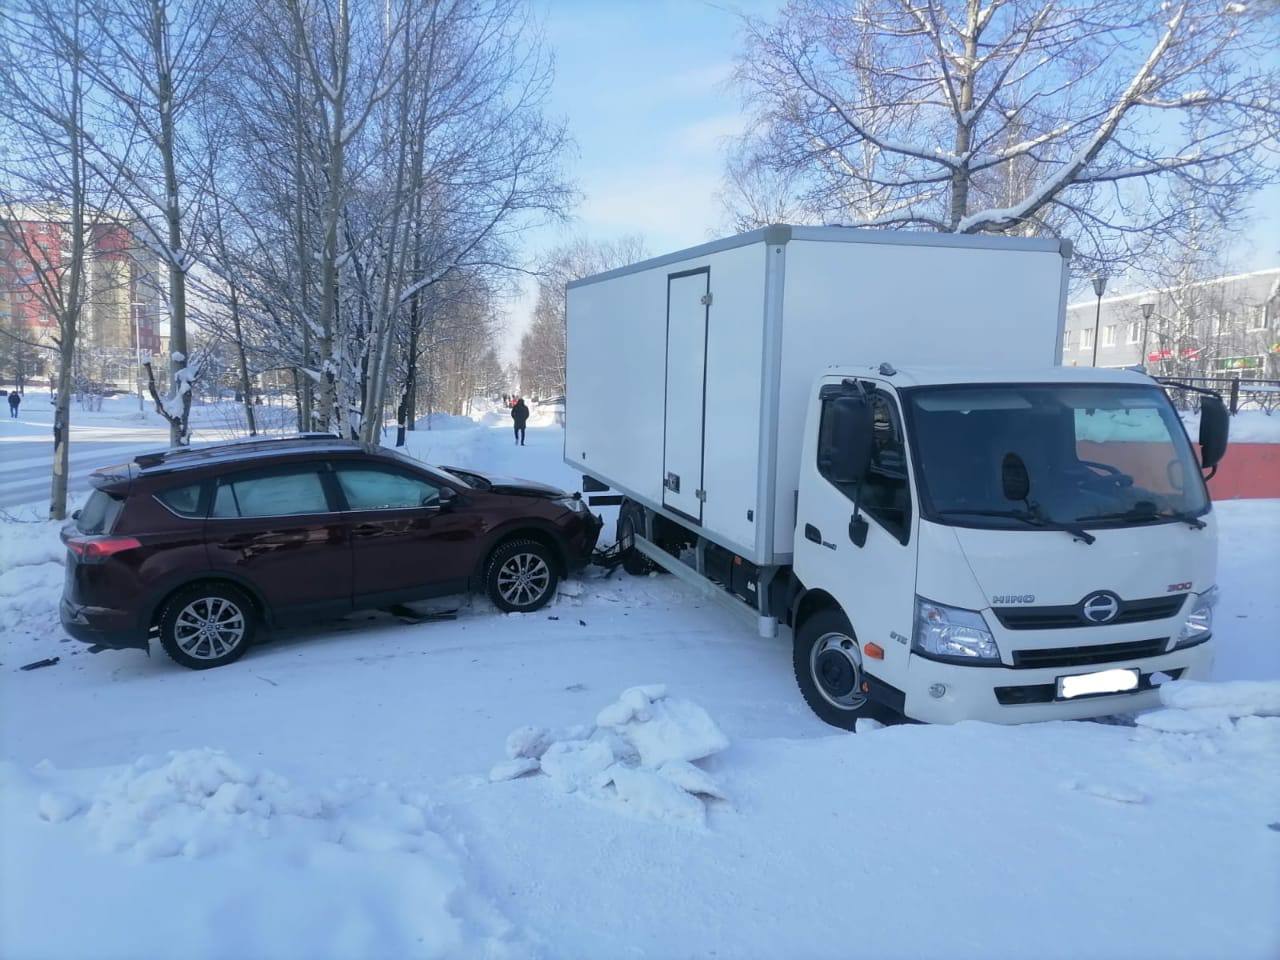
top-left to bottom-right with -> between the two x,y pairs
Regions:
700,292 -> 712,306
695,488 -> 706,502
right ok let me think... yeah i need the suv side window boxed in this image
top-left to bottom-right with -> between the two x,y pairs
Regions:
335,465 -> 442,511
211,468 -> 331,518
818,390 -> 912,543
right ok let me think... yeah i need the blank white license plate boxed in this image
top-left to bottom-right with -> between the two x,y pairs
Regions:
1057,668 -> 1140,700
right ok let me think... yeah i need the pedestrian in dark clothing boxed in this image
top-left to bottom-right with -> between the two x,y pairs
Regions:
7,391 -> 19,418
511,397 -> 529,445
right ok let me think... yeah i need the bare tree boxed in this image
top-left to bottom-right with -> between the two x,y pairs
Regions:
729,0 -> 1280,266
81,0 -> 227,444
518,235 -> 646,399
0,0 -> 127,518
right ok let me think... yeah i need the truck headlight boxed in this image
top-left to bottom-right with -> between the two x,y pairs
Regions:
1175,586 -> 1217,647
913,597 -> 1001,662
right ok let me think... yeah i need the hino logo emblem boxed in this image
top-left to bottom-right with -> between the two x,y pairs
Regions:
1081,591 -> 1121,624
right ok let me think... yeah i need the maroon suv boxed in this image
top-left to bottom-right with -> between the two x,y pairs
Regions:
60,436 -> 602,668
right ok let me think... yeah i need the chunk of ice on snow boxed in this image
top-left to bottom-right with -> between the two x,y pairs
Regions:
657,761 -> 725,800
37,791 -> 83,823
596,685 -> 668,727
505,725 -> 554,760
856,718 -> 885,733
539,739 -> 615,793
617,697 -> 729,767
489,758 -> 540,782
609,766 -> 706,826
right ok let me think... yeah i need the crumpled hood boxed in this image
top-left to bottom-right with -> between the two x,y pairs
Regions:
931,513 -> 1218,609
448,466 -> 566,499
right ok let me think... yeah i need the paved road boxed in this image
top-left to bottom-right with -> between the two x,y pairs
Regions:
0,421 -> 169,511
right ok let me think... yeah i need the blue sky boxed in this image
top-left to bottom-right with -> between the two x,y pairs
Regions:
502,0 -> 1279,357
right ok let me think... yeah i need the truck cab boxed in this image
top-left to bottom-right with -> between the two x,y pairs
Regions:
792,365 -> 1225,726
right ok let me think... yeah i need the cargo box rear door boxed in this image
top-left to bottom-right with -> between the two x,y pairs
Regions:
662,268 -> 710,523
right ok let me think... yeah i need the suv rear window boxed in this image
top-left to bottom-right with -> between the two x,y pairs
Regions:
77,490 -> 124,534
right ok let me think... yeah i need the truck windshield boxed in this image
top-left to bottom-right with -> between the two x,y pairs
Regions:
904,383 -> 1208,531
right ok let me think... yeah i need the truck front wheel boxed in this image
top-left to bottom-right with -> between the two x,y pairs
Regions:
616,501 -> 655,576
793,608 -> 894,730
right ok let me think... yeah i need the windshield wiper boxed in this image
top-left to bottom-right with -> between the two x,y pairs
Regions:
936,508 -> 1096,545
1075,507 -> 1206,530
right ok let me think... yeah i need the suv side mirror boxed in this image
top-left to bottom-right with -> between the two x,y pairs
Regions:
820,395 -> 874,485
431,487 -> 458,510
1198,395 -> 1229,470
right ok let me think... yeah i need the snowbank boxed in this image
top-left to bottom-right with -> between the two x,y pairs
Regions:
1,750 -> 528,959
1183,408 -> 1280,444
491,685 -> 730,827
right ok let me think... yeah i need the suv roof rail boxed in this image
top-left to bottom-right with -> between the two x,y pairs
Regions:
132,432 -> 347,469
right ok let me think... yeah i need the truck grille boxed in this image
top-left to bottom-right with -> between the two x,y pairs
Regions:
995,669 -> 1182,705
1010,637 -> 1170,670
992,594 -> 1186,630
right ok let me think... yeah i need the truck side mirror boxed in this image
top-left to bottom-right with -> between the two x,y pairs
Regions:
820,395 -> 874,485
1001,452 -> 1030,502
1198,395 -> 1229,471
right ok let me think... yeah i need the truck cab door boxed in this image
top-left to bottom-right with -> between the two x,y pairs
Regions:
795,380 -> 919,691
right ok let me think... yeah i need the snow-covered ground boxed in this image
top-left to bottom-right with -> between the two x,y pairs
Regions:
1,413 -> 1278,959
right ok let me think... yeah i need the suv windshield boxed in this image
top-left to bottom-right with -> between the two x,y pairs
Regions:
905,383 -> 1208,531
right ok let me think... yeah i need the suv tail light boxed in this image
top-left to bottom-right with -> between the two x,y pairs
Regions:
65,536 -> 142,563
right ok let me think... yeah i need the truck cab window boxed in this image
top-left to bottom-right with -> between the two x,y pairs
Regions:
818,391 -> 912,543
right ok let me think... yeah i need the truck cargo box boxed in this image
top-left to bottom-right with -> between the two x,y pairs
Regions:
565,225 -> 1071,566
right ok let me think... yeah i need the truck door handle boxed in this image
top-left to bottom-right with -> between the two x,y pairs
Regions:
804,523 -> 822,543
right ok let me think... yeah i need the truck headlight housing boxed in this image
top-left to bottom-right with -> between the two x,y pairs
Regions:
913,597 -> 1001,663
1175,586 -> 1217,647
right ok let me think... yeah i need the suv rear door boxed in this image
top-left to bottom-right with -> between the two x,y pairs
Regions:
205,461 -> 353,624
331,461 -> 486,606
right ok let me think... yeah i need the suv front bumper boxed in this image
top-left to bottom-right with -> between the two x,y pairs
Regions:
900,640 -> 1213,724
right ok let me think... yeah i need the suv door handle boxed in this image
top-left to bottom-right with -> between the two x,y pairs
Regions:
353,523 -> 382,537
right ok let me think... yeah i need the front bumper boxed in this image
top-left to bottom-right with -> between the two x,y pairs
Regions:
60,597 -> 148,651
900,639 -> 1214,724
566,512 -> 604,571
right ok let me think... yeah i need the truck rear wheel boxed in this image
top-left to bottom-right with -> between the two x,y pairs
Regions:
793,607 -> 894,730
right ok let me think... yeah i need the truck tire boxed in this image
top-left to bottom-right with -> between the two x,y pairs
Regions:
485,539 -> 560,612
616,502 -> 655,576
793,607 -> 895,730
158,582 -> 257,670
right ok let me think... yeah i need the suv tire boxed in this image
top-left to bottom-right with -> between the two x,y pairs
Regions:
793,607 -> 898,730
485,539 -> 560,613
158,582 -> 257,670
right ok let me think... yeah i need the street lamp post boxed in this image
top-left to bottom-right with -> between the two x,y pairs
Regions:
1139,301 -> 1155,371
1090,274 -> 1107,367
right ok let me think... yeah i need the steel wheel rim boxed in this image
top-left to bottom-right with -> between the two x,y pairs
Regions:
497,552 -> 551,607
174,596 -> 246,660
810,631 -> 867,711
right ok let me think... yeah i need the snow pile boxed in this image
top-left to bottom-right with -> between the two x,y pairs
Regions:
3,750 -> 529,959
1134,678 -> 1280,733
0,514 -> 66,638
491,684 -> 730,826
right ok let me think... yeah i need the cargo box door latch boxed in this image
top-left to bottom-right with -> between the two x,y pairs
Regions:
664,472 -> 680,493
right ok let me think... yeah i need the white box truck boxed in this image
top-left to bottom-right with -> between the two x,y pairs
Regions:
565,226 -> 1228,728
